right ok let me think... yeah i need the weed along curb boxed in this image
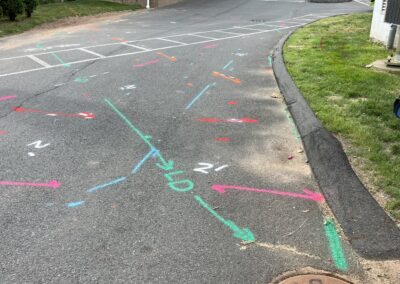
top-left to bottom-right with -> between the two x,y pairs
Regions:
272,29 -> 400,259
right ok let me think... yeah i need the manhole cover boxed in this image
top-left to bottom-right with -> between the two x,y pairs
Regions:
278,274 -> 352,284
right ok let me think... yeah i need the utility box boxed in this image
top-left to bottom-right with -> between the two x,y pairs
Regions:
385,0 -> 400,24
370,0 -> 399,46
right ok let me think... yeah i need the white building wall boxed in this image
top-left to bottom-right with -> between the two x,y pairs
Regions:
370,0 -> 399,46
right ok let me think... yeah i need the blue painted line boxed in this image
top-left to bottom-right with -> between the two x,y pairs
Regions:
67,201 -> 85,208
132,148 -> 158,173
185,82 -> 216,110
223,60 -> 234,70
268,55 -> 273,67
51,52 -> 70,67
87,176 -> 126,193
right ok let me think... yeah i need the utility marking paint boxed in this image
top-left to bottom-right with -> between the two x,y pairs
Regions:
212,71 -> 241,84
67,201 -> 85,208
203,43 -> 218,49
134,59 -> 160,67
211,185 -> 325,202
283,108 -> 301,142
12,107 -> 95,119
324,218 -> 348,271
215,137 -> 231,141
194,163 -> 229,174
215,165 -> 229,171
0,180 -> 60,188
51,52 -> 70,67
222,60 -> 234,70
156,51 -> 177,62
185,82 -> 216,110
194,195 -> 255,242
132,148 -> 158,173
87,176 -> 126,193
267,55 -> 273,67
0,95 -> 16,102
104,99 -> 173,171
112,37 -> 129,43
0,130 -> 7,135
27,140 -> 50,149
198,117 -> 258,123
227,101 -> 237,105
74,77 -> 89,83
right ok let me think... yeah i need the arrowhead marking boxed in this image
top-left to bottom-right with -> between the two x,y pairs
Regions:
233,228 -> 255,242
303,189 -> 325,202
48,180 -> 61,188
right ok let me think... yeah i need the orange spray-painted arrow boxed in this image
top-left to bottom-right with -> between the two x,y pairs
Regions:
212,71 -> 241,84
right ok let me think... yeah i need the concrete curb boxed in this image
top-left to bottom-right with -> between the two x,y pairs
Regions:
273,30 -> 400,259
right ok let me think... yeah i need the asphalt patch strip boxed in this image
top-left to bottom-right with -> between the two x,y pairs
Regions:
273,29 -> 400,259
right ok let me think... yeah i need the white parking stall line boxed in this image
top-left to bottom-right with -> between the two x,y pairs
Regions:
79,48 -> 106,58
27,55 -> 52,68
0,22 -> 306,78
121,42 -> 151,51
231,27 -> 264,32
157,38 -> 188,45
189,34 -> 218,40
214,30 -> 243,35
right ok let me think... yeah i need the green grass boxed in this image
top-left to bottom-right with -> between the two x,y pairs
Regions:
284,13 -> 400,220
0,0 -> 142,37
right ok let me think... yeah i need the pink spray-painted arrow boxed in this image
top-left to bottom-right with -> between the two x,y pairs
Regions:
211,184 -> 325,202
0,180 -> 61,189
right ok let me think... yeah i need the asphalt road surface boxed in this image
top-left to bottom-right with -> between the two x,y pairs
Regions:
0,0 -> 371,283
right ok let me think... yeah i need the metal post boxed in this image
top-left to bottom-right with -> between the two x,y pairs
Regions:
387,24 -> 397,49
146,0 -> 150,9
394,26 -> 400,61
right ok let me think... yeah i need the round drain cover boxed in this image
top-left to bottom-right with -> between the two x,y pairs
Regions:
278,274 -> 352,284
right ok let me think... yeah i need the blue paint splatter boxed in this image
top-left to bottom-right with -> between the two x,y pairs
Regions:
67,201 -> 85,208
87,176 -> 126,193
132,148 -> 158,173
223,60 -> 234,70
185,82 -> 216,110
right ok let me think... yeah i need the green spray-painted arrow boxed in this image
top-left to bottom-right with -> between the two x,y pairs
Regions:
324,218 -> 348,271
194,195 -> 255,242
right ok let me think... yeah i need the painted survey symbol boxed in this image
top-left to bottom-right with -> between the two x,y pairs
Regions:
197,117 -> 258,123
211,185 -> 325,203
119,84 -> 136,90
74,76 -> 89,83
193,163 -> 229,174
105,99 -> 194,193
12,107 -> 95,119
27,140 -> 50,157
156,51 -> 177,62
212,71 -> 241,84
0,95 -> 16,102
0,180 -> 61,188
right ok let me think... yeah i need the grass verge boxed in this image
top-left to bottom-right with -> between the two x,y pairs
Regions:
284,13 -> 400,220
0,0 -> 142,37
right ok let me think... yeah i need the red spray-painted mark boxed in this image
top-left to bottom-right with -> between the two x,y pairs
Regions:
212,71 -> 241,84
227,101 -> 237,105
12,107 -> 95,119
0,179 -> 61,189
211,185 -> 325,203
198,117 -> 258,123
156,51 -> 177,62
0,95 -> 16,102
112,37 -> 129,43
203,43 -> 218,49
134,59 -> 160,68
0,130 -> 7,135
215,137 -> 231,142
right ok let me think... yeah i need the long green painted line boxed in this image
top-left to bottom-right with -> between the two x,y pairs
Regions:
324,218 -> 348,271
104,98 -> 172,169
194,195 -> 255,242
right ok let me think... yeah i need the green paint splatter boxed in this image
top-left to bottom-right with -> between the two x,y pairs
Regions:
194,195 -> 255,242
284,108 -> 301,142
324,218 -> 348,271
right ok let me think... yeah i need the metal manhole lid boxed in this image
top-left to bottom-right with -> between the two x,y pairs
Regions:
278,274 -> 352,284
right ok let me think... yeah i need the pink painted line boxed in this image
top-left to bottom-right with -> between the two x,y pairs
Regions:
0,180 -> 61,189
211,184 -> 325,202
0,95 -> 16,102
203,43 -> 218,49
134,59 -> 160,67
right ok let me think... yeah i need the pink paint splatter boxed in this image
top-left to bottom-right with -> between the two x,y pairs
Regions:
134,59 -> 160,67
227,101 -> 237,105
0,95 -> 16,102
215,137 -> 231,142
203,43 -> 218,49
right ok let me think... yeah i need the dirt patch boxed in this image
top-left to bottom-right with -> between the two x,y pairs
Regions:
0,10 -> 143,50
359,259 -> 400,284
